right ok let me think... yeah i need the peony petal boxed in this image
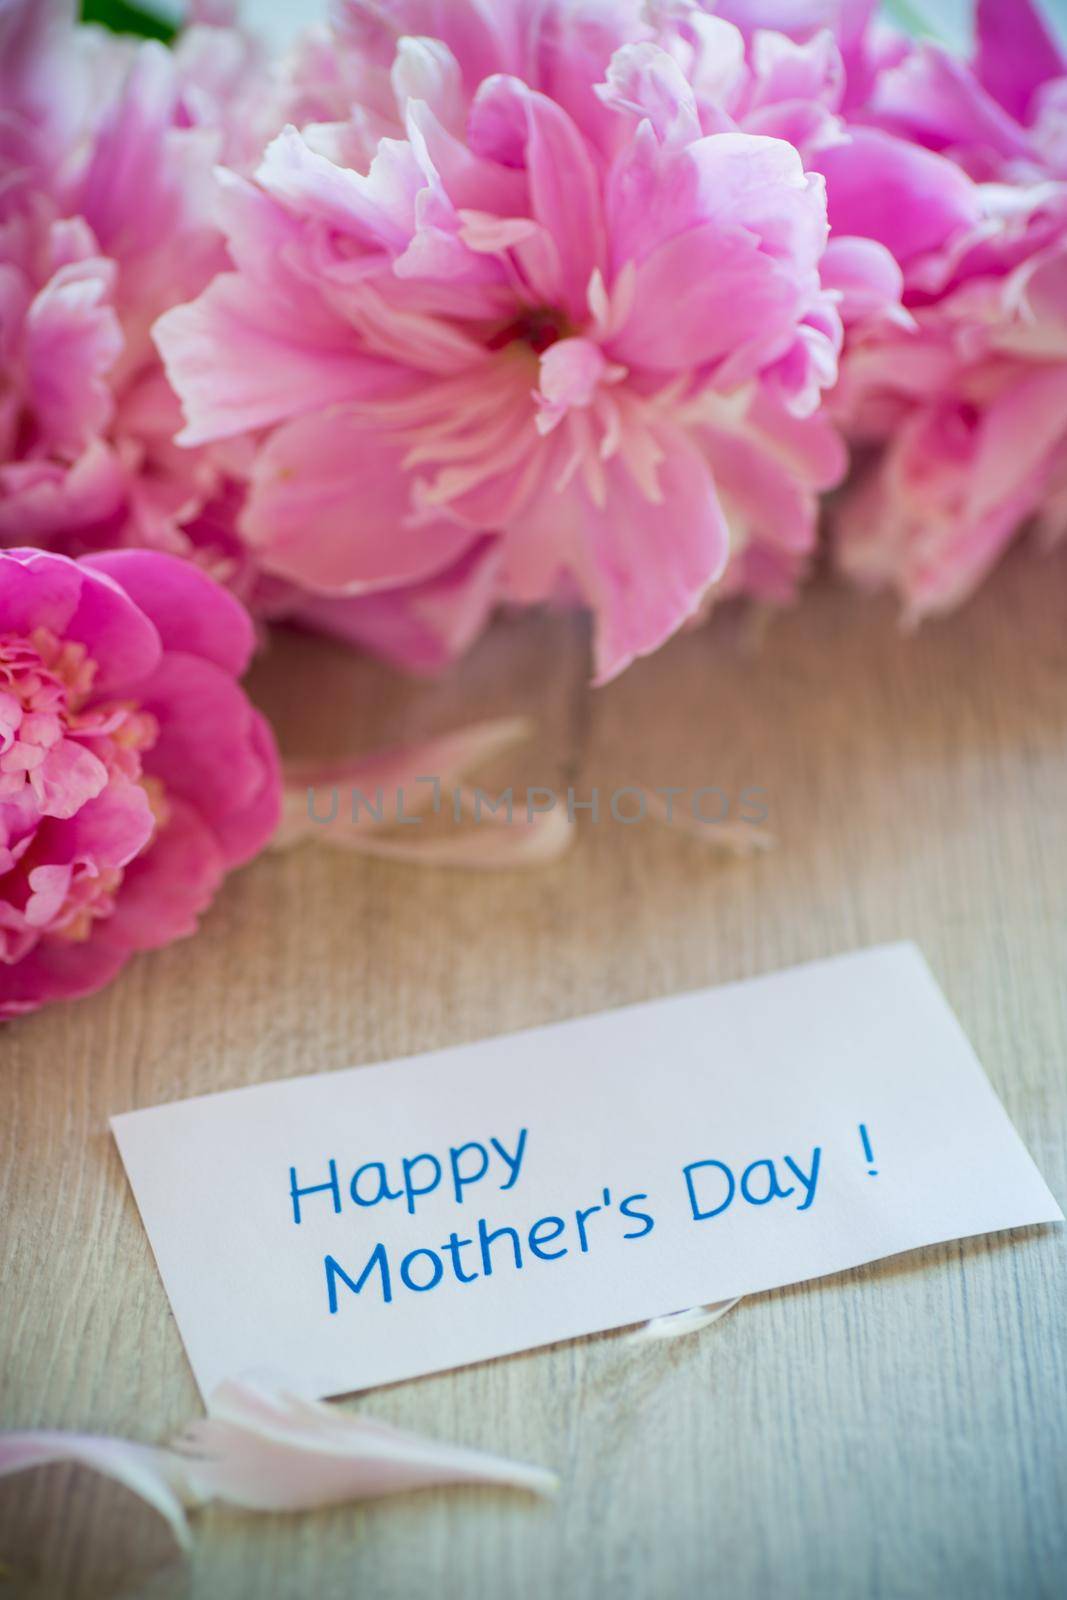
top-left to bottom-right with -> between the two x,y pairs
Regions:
135,653 -> 270,834
64,562 -> 164,695
391,35 -> 466,129
608,127 -> 824,277
31,738 -> 108,821
0,1432 -> 193,1550
206,709 -> 282,871
42,777 -> 155,869
503,421 -> 730,685
817,127 -> 980,267
869,43 -> 1033,164
536,337 -> 624,432
276,718 -> 574,868
23,863 -> 73,929
154,272 -> 398,446
257,124 -> 423,252
975,0 -> 1065,123
0,440 -> 126,545
608,221 -> 806,372
241,411 -> 475,596
344,0 -> 530,90
0,548 -> 82,644
174,1381 -> 558,1509
595,42 -> 702,148
278,717 -> 532,843
306,796 -> 574,870
280,717 -> 532,810
0,934 -> 131,1020
0,549 -> 160,694
403,97 -> 527,215
0,1381 -> 555,1542
102,796 -> 226,952
642,790 -> 774,857
966,364 -> 1067,524
82,551 -> 256,679
630,1298 -> 742,1341
470,76 -> 606,320
73,41 -> 179,263
819,235 -> 910,327
289,539 -> 502,675
24,257 -> 122,454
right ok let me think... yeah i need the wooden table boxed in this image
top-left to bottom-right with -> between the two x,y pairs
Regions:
2,549 -> 1065,1600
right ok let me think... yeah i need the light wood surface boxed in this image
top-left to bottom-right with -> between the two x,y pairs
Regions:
2,547 -> 1065,1600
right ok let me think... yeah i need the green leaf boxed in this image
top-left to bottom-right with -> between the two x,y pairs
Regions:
79,0 -> 177,43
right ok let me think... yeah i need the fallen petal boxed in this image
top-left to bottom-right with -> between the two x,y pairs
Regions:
0,1382 -> 557,1541
642,791 -> 775,857
274,717 -> 533,847
171,1382 -> 558,1509
330,796 -> 574,869
0,1431 -> 194,1550
630,1298 -> 742,1342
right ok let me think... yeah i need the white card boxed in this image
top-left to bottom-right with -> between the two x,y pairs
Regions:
111,944 -> 1062,1399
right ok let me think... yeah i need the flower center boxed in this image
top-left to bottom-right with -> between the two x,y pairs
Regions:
486,307 -> 573,355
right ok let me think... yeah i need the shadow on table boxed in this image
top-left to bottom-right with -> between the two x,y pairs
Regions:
0,1464 -> 188,1600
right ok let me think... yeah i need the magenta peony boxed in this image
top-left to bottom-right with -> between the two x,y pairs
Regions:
0,548 -> 280,1017
156,0 -> 923,682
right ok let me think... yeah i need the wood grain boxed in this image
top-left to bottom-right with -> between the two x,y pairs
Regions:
1,548 -> 1065,1600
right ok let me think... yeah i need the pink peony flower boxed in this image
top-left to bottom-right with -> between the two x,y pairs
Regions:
861,0 -> 1067,185
157,0 -> 898,682
826,0 -> 1067,613
0,548 -> 280,1018
0,0 -> 264,586
0,1 -> 545,665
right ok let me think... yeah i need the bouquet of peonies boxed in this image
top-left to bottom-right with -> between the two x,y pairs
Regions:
2,0 -> 1066,1016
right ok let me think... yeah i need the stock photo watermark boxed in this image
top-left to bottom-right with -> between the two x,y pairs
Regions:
305,781 -> 771,829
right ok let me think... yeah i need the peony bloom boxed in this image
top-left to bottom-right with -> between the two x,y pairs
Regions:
832,239 -> 1067,615
0,0 -> 265,589
0,0 -> 563,667
826,0 -> 1067,613
156,0 -> 889,682
0,548 -> 280,1017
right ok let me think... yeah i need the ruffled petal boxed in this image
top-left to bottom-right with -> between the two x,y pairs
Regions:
817,127 -> 980,267
241,410 -> 476,595
83,551 -> 256,679
289,539 -> 502,674
504,422 -> 731,684
206,709 -> 282,870
0,551 -> 162,694
103,795 -> 226,951
0,934 -> 130,1020
24,257 -> 122,454
609,221 -> 807,372
135,652 -> 271,834
975,0 -> 1065,123
469,76 -> 606,320
154,273 -> 399,446
257,123 -> 423,251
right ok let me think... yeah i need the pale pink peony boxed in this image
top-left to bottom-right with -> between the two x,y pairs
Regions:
827,0 -> 1067,613
156,0 -> 905,682
0,548 -> 280,1017
0,0 -> 267,589
0,3 -> 356,646
0,1 -> 547,666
